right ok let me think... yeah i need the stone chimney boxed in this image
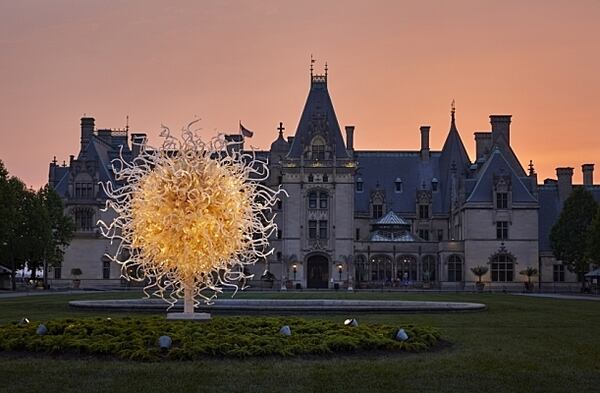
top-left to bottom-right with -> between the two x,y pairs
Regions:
130,133 -> 147,157
582,164 -> 594,187
556,167 -> 574,205
345,125 -> 355,150
80,117 -> 95,155
490,115 -> 511,146
474,132 -> 492,161
420,126 -> 430,161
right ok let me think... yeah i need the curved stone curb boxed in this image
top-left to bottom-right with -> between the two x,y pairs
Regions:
69,298 -> 486,313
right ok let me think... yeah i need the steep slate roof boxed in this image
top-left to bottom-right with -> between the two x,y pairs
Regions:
466,148 -> 537,204
287,75 -> 348,159
438,111 -> 471,211
354,151 -> 444,214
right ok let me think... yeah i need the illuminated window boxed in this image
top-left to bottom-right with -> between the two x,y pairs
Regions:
447,255 -> 462,282
491,254 -> 514,282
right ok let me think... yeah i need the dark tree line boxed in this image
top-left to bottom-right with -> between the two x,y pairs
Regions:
550,187 -> 600,289
0,160 -> 74,289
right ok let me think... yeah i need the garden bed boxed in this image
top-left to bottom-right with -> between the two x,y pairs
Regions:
0,316 -> 441,361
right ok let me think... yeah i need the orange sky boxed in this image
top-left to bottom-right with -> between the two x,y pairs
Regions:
1,0 -> 599,188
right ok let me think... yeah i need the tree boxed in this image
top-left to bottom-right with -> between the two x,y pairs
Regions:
40,186 -> 75,279
587,208 -> 600,266
0,160 -> 29,289
0,160 -> 74,289
550,187 -> 599,289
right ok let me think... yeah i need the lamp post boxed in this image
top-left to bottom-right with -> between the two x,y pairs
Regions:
337,264 -> 343,281
292,264 -> 297,281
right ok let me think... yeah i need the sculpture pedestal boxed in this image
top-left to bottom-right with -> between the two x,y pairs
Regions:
166,278 -> 211,321
166,312 -> 211,321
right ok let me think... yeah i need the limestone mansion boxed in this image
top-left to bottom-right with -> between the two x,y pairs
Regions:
48,70 -> 599,291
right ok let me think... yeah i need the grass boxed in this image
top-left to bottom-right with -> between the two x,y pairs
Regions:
1,290 -> 599,393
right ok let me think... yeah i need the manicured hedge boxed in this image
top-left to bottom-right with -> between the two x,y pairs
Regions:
0,316 -> 441,361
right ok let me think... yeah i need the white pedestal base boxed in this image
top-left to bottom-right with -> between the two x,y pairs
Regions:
166,312 -> 211,321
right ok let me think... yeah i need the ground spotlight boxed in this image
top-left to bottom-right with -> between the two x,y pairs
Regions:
158,335 -> 172,350
19,317 -> 30,325
279,325 -> 292,336
36,324 -> 48,336
394,328 -> 409,341
344,318 -> 358,327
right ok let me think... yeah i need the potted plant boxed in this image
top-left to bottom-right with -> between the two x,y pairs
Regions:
519,267 -> 538,292
71,268 -> 82,289
470,266 -> 488,292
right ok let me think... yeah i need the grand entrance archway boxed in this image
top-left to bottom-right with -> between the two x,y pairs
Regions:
306,254 -> 329,289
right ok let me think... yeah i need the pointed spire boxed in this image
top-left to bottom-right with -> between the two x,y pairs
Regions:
528,160 -> 536,176
450,99 -> 457,132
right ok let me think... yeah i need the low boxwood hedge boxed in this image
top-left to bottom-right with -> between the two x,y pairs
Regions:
0,316 -> 441,361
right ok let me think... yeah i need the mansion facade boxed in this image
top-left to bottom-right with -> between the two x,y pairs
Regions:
48,70 -> 599,291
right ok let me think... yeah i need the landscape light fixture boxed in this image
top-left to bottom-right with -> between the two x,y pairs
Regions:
344,318 -> 358,327
279,325 -> 292,336
337,264 -> 343,281
99,120 -> 285,317
292,264 -> 297,280
395,328 -> 409,341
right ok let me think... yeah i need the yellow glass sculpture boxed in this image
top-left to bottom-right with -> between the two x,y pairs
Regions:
98,121 -> 283,313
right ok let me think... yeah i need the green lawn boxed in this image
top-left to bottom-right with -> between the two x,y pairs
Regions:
1,291 -> 599,393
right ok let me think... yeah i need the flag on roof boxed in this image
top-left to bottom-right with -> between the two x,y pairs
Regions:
239,122 -> 254,138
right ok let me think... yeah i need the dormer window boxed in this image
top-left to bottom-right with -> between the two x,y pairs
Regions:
308,174 -> 314,182
356,177 -> 364,192
431,178 -> 439,192
395,178 -> 403,193
419,204 -> 430,219
310,136 -> 326,160
496,192 -> 508,209
372,204 -> 383,219
322,174 -> 328,182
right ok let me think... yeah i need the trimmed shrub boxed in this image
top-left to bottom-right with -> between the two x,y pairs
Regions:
0,316 -> 441,361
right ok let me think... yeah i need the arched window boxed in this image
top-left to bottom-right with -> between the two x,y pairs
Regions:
447,255 -> 463,282
319,192 -> 328,209
355,255 -> 368,283
371,193 -> 384,219
491,253 -> 514,282
422,255 -> 436,282
396,255 -> 418,282
308,191 -> 317,209
371,255 -> 392,282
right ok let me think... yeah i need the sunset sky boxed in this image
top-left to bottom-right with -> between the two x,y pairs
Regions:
1,0 -> 599,188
